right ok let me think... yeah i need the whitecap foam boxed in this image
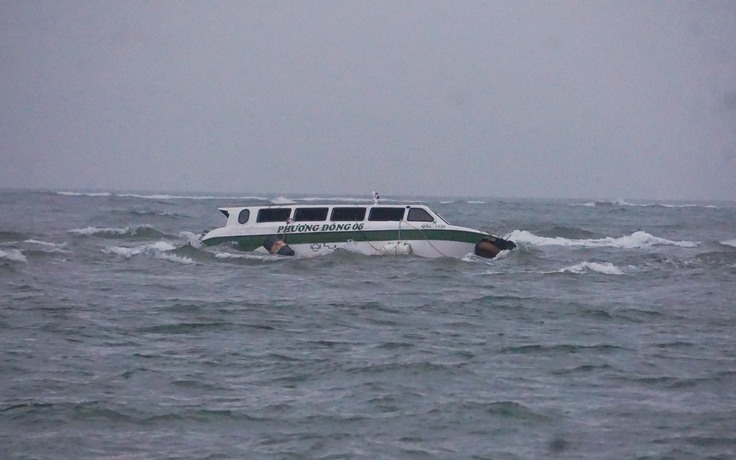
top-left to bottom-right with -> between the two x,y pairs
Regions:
69,224 -> 160,238
560,261 -> 623,275
722,239 -> 736,249
467,200 -> 486,204
103,241 -> 177,258
270,196 -> 297,204
57,191 -> 112,197
508,230 -> 698,249
117,193 -> 269,201
300,196 -> 371,202
214,251 -> 277,262
0,248 -> 27,263
156,252 -> 196,265
660,203 -> 718,209
179,231 -> 204,249
573,199 -> 717,209
59,192 -> 269,201
24,239 -> 70,253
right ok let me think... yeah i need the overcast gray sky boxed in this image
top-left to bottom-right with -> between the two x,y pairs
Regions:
2,1 -> 735,200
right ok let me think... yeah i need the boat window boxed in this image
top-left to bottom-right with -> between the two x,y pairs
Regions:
238,209 -> 250,224
257,208 -> 291,223
294,207 -> 328,222
331,207 -> 366,221
407,208 -> 434,222
369,207 -> 405,221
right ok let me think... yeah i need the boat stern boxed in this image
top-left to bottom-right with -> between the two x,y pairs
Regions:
474,235 -> 516,259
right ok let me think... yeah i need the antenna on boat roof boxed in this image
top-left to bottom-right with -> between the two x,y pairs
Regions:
373,191 -> 381,204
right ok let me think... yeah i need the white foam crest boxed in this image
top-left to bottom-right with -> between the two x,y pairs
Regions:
102,241 -> 176,258
467,200 -> 486,204
560,261 -> 624,275
0,248 -> 27,263
57,191 -> 112,197
58,191 -> 270,201
156,252 -> 196,265
179,231 -> 204,248
270,196 -> 297,204
508,230 -> 698,249
117,193 -> 270,201
572,199 -> 718,209
69,224 -> 158,237
70,226 -> 113,236
571,199 -> 643,207
661,203 -> 718,209
460,249 -> 512,264
722,239 -> 736,248
24,240 -> 70,253
214,251 -> 278,262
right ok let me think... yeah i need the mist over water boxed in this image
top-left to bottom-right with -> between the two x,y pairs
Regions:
1,191 -> 735,458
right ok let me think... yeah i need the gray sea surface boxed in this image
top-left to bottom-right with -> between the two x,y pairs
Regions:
1,190 -> 735,459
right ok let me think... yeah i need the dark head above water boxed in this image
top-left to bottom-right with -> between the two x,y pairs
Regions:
474,236 -> 516,259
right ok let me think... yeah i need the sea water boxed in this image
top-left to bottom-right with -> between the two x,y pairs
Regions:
1,190 -> 735,459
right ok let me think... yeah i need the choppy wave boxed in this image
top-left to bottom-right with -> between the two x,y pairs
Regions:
24,240 -> 70,253
102,241 -> 177,258
69,225 -> 167,239
179,231 -> 204,249
271,196 -> 297,204
0,248 -> 27,263
100,235 -> 216,265
508,230 -> 698,248
214,251 -> 280,262
102,241 -> 199,265
56,191 -> 270,201
4,190 -> 734,460
300,196 -> 373,202
575,199 -> 718,209
560,261 -> 624,275
125,209 -> 188,218
155,252 -> 197,265
57,191 -> 112,197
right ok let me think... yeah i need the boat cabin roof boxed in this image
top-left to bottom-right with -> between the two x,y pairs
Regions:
218,203 -> 449,226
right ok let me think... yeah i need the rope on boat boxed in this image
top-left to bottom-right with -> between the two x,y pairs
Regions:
402,221 -> 452,258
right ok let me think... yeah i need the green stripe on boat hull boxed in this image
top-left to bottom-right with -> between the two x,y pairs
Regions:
203,228 -> 485,252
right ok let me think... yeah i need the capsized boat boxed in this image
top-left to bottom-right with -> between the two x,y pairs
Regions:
200,197 -> 515,259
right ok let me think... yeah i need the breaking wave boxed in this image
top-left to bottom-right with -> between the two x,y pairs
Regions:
271,196 -> 297,204
102,241 -> 177,258
722,239 -> 736,249
24,240 -> 70,253
69,225 -> 167,239
179,231 -> 204,249
508,230 -> 698,249
156,252 -> 197,265
56,191 -> 270,201
0,248 -> 27,263
57,191 -> 112,197
575,199 -> 718,209
560,261 -> 624,275
101,241 -> 198,265
214,251 -> 281,262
